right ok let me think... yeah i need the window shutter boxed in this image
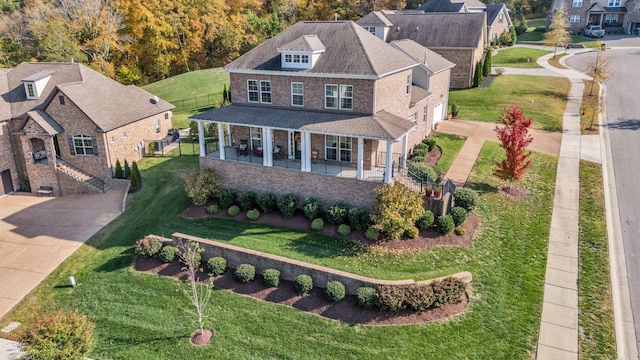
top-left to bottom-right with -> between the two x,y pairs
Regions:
68,136 -> 76,155
91,136 -> 99,156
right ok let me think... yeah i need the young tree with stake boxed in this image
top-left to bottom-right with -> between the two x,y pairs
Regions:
178,240 -> 214,344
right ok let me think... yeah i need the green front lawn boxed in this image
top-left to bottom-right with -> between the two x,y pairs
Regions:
449,75 -> 570,132
432,133 -> 466,173
492,47 -> 550,68
2,140 -> 558,359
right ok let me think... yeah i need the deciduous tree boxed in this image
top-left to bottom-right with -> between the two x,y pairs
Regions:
543,4 -> 570,58
494,105 -> 533,188
585,43 -> 611,96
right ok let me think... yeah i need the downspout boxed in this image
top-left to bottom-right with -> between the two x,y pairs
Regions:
104,131 -> 114,178
469,49 -> 475,88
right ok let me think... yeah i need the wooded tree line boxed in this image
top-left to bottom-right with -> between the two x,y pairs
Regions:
0,0 -> 551,85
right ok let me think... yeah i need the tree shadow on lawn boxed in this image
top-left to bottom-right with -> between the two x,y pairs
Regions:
463,181 -> 498,196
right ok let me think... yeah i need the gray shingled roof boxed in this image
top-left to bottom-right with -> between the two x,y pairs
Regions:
359,11 -> 395,26
390,39 -> 455,74
278,35 -> 325,51
3,62 -> 174,131
190,104 -> 415,140
604,6 -> 627,12
410,85 -> 432,106
358,12 -> 486,48
225,21 -> 417,77
416,0 -> 465,13
26,110 -> 63,135
0,69 -> 11,122
486,4 -> 504,25
451,0 -> 485,9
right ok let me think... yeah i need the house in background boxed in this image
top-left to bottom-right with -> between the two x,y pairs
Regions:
550,0 -> 640,34
0,62 -> 174,196
358,11 -> 485,88
191,21 -> 454,209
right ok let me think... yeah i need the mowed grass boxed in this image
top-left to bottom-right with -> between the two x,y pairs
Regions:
432,132 -> 466,173
548,53 -> 568,69
1,142 -> 558,359
492,47 -> 550,68
143,68 -> 229,109
449,75 -> 570,132
579,161 -> 616,358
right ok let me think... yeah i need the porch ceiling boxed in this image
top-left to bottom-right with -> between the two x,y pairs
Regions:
190,104 -> 416,140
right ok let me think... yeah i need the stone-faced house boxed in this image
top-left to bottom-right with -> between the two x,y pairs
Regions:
550,0 -> 640,34
358,11 -> 486,88
190,21 -> 454,209
0,62 -> 173,196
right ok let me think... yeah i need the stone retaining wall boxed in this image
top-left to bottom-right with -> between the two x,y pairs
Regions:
170,232 -> 472,295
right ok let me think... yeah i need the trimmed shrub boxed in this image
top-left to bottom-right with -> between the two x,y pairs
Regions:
325,281 -> 346,302
376,285 -> 406,312
356,287 -> 377,309
262,268 -> 281,288
114,159 -> 123,179
277,193 -> 299,218
414,142 -> 429,151
124,160 -> 131,179
184,169 -> 221,206
432,277 -> 466,306
422,137 -> 437,152
207,257 -> 227,276
450,206 -> 468,226
234,264 -> 256,283
302,197 -> 322,221
239,191 -> 258,210
453,188 -> 478,212
228,205 -> 240,217
436,215 -> 455,234
412,147 -> 427,159
207,204 -> 219,214
294,274 -> 313,294
130,161 -> 141,191
410,162 -> 441,183
415,210 -> 435,230
455,226 -> 466,236
257,193 -> 277,213
338,224 -> 351,236
348,208 -> 370,231
365,227 -> 379,241
135,236 -> 163,258
405,226 -> 419,239
326,203 -> 349,225
404,284 -> 435,311
373,183 -> 424,239
218,188 -> 237,209
19,309 -> 94,360
159,245 -> 178,263
246,209 -> 260,220
311,218 -> 324,231
451,102 -> 459,117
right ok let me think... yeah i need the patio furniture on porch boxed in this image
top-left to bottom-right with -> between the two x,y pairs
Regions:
254,147 -> 263,156
236,139 -> 248,156
273,145 -> 283,160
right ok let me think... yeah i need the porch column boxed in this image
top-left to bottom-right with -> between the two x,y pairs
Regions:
356,137 -> 364,180
301,131 -> 311,172
400,134 -> 408,168
226,125 -> 232,147
217,122 -> 225,160
263,127 -> 273,167
198,121 -> 205,157
384,140 -> 393,184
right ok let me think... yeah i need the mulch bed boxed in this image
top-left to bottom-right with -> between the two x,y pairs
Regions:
134,257 -> 469,326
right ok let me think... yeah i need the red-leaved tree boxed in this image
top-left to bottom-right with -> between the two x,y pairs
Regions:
494,105 -> 533,188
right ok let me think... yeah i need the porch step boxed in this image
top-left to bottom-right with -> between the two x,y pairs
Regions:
393,169 -> 424,194
56,161 -> 108,193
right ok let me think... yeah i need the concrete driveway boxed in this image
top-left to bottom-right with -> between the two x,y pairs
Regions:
0,183 -> 127,320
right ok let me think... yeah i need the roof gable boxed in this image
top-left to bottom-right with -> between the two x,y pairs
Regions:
390,39 -> 455,73
486,4 -> 508,25
278,35 -> 326,52
417,0 -> 466,13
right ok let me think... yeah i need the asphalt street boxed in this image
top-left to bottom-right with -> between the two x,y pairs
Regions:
566,40 -> 640,356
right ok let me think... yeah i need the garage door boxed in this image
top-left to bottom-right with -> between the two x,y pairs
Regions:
433,102 -> 444,126
0,169 -> 14,196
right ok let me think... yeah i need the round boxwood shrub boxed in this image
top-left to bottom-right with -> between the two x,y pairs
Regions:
414,142 -> 429,151
449,206 -> 468,226
218,188 -> 237,209
207,204 -> 219,214
246,209 -> 260,220
326,203 -> 349,225
325,280 -> 346,302
257,193 -> 277,213
422,137 -> 437,152
412,147 -> 427,159
277,193 -> 299,218
135,236 -> 163,258
311,218 -> 324,231
262,268 -> 280,288
453,188 -> 478,212
405,226 -> 419,239
294,274 -> 313,294
302,197 -> 322,221
228,205 -> 240,217
356,287 -> 377,309
207,257 -> 227,276
234,264 -> 256,283
436,215 -> 455,234
239,191 -> 257,210
415,210 -> 435,230
365,227 -> 379,241
455,226 -> 466,236
348,208 -> 370,231
338,224 -> 351,236
159,245 -> 178,263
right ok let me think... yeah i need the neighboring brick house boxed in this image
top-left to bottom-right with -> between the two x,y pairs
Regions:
0,62 -> 174,196
191,21 -> 454,209
550,0 -> 640,34
358,11 -> 486,88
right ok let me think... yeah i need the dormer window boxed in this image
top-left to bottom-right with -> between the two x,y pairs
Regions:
26,83 -> 35,98
21,71 -> 53,100
278,35 -> 325,70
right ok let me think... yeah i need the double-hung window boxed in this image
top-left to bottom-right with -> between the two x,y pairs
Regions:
260,80 -> 271,104
572,0 -> 582,7
250,127 -> 262,150
499,13 -> 504,22
155,118 -> 161,134
72,135 -> 95,156
26,83 -> 35,98
406,74 -> 411,94
607,0 -> 620,6
248,80 -> 259,102
325,84 -> 338,109
291,82 -> 304,106
325,135 -> 352,162
325,84 -> 353,110
339,85 -> 353,110
569,15 -> 580,23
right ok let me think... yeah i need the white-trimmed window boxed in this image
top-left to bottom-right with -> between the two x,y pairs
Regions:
339,85 -> 353,110
608,0 -> 620,6
325,84 -> 338,109
26,83 -> 35,98
499,13 -> 504,22
250,127 -> 262,150
605,14 -> 618,25
72,135 -> 95,156
364,26 -> 376,34
247,80 -> 259,102
339,136 -> 352,162
413,111 -> 418,124
325,84 -> 353,110
155,118 -> 161,134
636,3 -> 640,12
570,15 -> 580,23
260,80 -> 271,104
406,74 -> 411,94
325,135 -> 352,162
572,0 -> 582,6
423,105 -> 428,123
110,136 -> 115,144
301,55 -> 309,63
291,82 -> 304,106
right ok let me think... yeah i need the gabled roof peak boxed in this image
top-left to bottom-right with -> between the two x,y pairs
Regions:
278,35 -> 326,52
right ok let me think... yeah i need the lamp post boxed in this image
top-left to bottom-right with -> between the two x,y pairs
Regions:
589,42 -> 606,96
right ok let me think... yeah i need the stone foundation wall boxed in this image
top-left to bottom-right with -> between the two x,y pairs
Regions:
57,169 -> 103,195
171,232 -> 472,295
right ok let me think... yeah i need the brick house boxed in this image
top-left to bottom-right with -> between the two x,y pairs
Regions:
358,11 -> 486,88
191,21 -> 454,209
0,62 -> 174,196
550,0 -> 640,34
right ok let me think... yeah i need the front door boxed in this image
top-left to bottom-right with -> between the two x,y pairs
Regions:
433,102 -> 444,127
53,135 -> 61,158
0,169 -> 14,196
